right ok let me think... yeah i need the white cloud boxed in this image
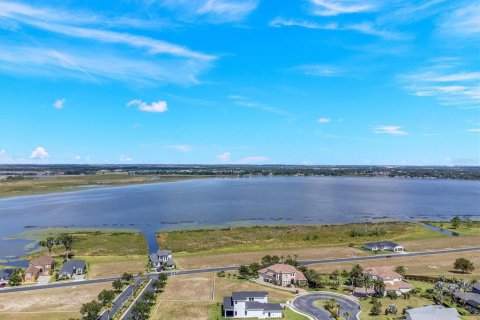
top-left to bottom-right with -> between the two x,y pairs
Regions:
297,64 -> 342,77
309,0 -> 379,16
236,156 -> 269,164
53,98 -> 65,109
119,155 -> 133,162
217,151 -> 231,162
74,155 -> 81,160
467,128 -> 480,133
269,17 -> 407,40
400,62 -> 480,106
317,117 -> 331,123
167,144 -> 192,152
373,125 -> 408,136
127,100 -> 168,113
30,146 -> 49,159
160,0 -> 258,23
228,95 -> 291,117
438,2 -> 480,37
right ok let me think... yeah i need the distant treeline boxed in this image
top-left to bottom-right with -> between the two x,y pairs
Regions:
1,164 -> 479,180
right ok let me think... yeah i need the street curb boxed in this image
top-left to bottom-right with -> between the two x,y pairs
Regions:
292,291 -> 361,320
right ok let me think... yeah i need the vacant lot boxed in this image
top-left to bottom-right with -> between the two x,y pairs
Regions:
176,246 -> 365,269
151,301 -> 212,320
310,251 -> 480,279
161,274 -> 214,301
425,220 -> 480,236
0,282 -> 110,320
0,174 -> 204,198
401,235 -> 480,251
157,222 -> 445,255
86,255 -> 146,278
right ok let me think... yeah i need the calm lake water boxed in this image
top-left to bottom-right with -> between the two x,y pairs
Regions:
1,176 -> 479,261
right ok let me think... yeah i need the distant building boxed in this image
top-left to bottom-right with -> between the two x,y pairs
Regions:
59,260 -> 86,279
472,282 -> 480,294
363,241 -> 404,252
405,305 -> 460,320
23,256 -> 55,282
222,291 -> 283,318
150,249 -> 175,270
0,269 -> 13,285
362,267 -> 412,296
257,264 -> 307,287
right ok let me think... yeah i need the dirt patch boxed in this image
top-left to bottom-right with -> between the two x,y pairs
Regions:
87,256 -> 146,278
402,236 -> 480,251
0,282 -> 110,313
161,274 -> 214,301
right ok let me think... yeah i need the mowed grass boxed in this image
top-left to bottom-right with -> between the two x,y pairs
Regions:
310,251 -> 480,279
19,229 -> 148,278
0,282 -> 110,320
0,174 -> 206,198
425,220 -> 480,236
357,294 -> 434,320
208,303 -> 308,320
157,222 -> 445,255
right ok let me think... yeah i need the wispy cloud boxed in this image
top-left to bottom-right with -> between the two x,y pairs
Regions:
270,17 -> 407,40
400,60 -> 480,106
160,0 -> 258,23
167,144 -> 192,152
373,125 -> 408,136
236,156 -> 269,164
438,2 -> 480,37
0,1 -> 215,85
296,64 -> 343,77
309,0 -> 379,16
228,95 -> 291,117
53,98 -> 65,109
127,100 -> 168,113
30,146 -> 49,159
467,128 -> 480,133
317,117 -> 331,123
217,151 -> 231,162
119,155 -> 133,162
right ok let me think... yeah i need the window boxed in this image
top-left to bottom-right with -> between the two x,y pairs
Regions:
245,311 -> 247,315
235,301 -> 237,304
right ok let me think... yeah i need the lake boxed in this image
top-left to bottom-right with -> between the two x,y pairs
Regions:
1,176 -> 479,262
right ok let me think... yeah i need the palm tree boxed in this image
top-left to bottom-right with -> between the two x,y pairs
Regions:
343,311 -> 350,319
373,279 -> 385,296
363,275 -> 373,296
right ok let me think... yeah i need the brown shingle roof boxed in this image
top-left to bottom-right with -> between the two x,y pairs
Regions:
385,280 -> 413,290
264,264 -> 298,273
364,267 -> 402,279
25,266 -> 40,276
30,256 -> 54,266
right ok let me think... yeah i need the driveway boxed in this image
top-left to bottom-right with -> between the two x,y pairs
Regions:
37,275 -> 51,285
292,292 -> 361,320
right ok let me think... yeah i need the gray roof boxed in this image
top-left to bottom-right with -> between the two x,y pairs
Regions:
406,305 -> 459,320
454,291 -> 480,304
245,302 -> 283,312
150,254 -> 160,264
165,257 -> 175,266
223,296 -> 233,310
0,269 -> 13,280
59,260 -> 86,275
157,249 -> 172,257
232,291 -> 268,300
364,241 -> 401,247
472,282 -> 480,292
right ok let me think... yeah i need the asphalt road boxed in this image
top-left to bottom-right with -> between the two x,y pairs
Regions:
1,246 -> 478,295
293,293 -> 361,320
98,278 -> 142,320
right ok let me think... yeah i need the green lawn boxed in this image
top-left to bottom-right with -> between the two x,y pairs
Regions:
208,303 -> 308,320
157,222 -> 445,254
425,221 -> 480,236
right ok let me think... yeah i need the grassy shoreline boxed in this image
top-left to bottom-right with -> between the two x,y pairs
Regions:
0,174 -> 213,199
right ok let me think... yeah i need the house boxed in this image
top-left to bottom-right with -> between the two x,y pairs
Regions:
405,305 -> 460,320
23,265 -> 41,282
453,291 -> 480,311
150,249 -> 175,270
223,291 -> 283,318
29,256 -> 55,276
362,267 -> 412,296
59,260 -> 86,279
364,241 -> 404,252
257,264 -> 307,287
0,269 -> 13,284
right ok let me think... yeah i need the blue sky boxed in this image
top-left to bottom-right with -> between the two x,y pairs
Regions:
0,0 -> 479,165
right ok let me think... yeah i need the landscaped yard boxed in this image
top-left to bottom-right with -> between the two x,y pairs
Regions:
357,294 -> 434,320
0,282 -> 110,320
157,222 -> 445,255
208,303 -> 308,320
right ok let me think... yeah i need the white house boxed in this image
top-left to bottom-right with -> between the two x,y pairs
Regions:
406,305 -> 460,320
257,264 -> 307,287
150,249 -> 175,270
223,291 -> 283,318
364,241 -> 404,252
363,267 -> 412,296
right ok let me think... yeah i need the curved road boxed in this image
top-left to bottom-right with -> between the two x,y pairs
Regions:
293,292 -> 360,320
1,246 -> 479,294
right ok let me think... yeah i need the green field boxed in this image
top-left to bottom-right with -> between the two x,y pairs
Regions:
425,220 -> 480,236
208,303 -> 308,320
0,174 -> 207,198
157,222 -> 446,254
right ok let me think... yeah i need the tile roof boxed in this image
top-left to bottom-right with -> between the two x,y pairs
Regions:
364,267 -> 402,279
385,280 -> 413,290
30,256 -> 54,266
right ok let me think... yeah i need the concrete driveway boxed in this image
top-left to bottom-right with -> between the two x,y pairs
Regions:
292,292 -> 361,320
37,275 -> 51,285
